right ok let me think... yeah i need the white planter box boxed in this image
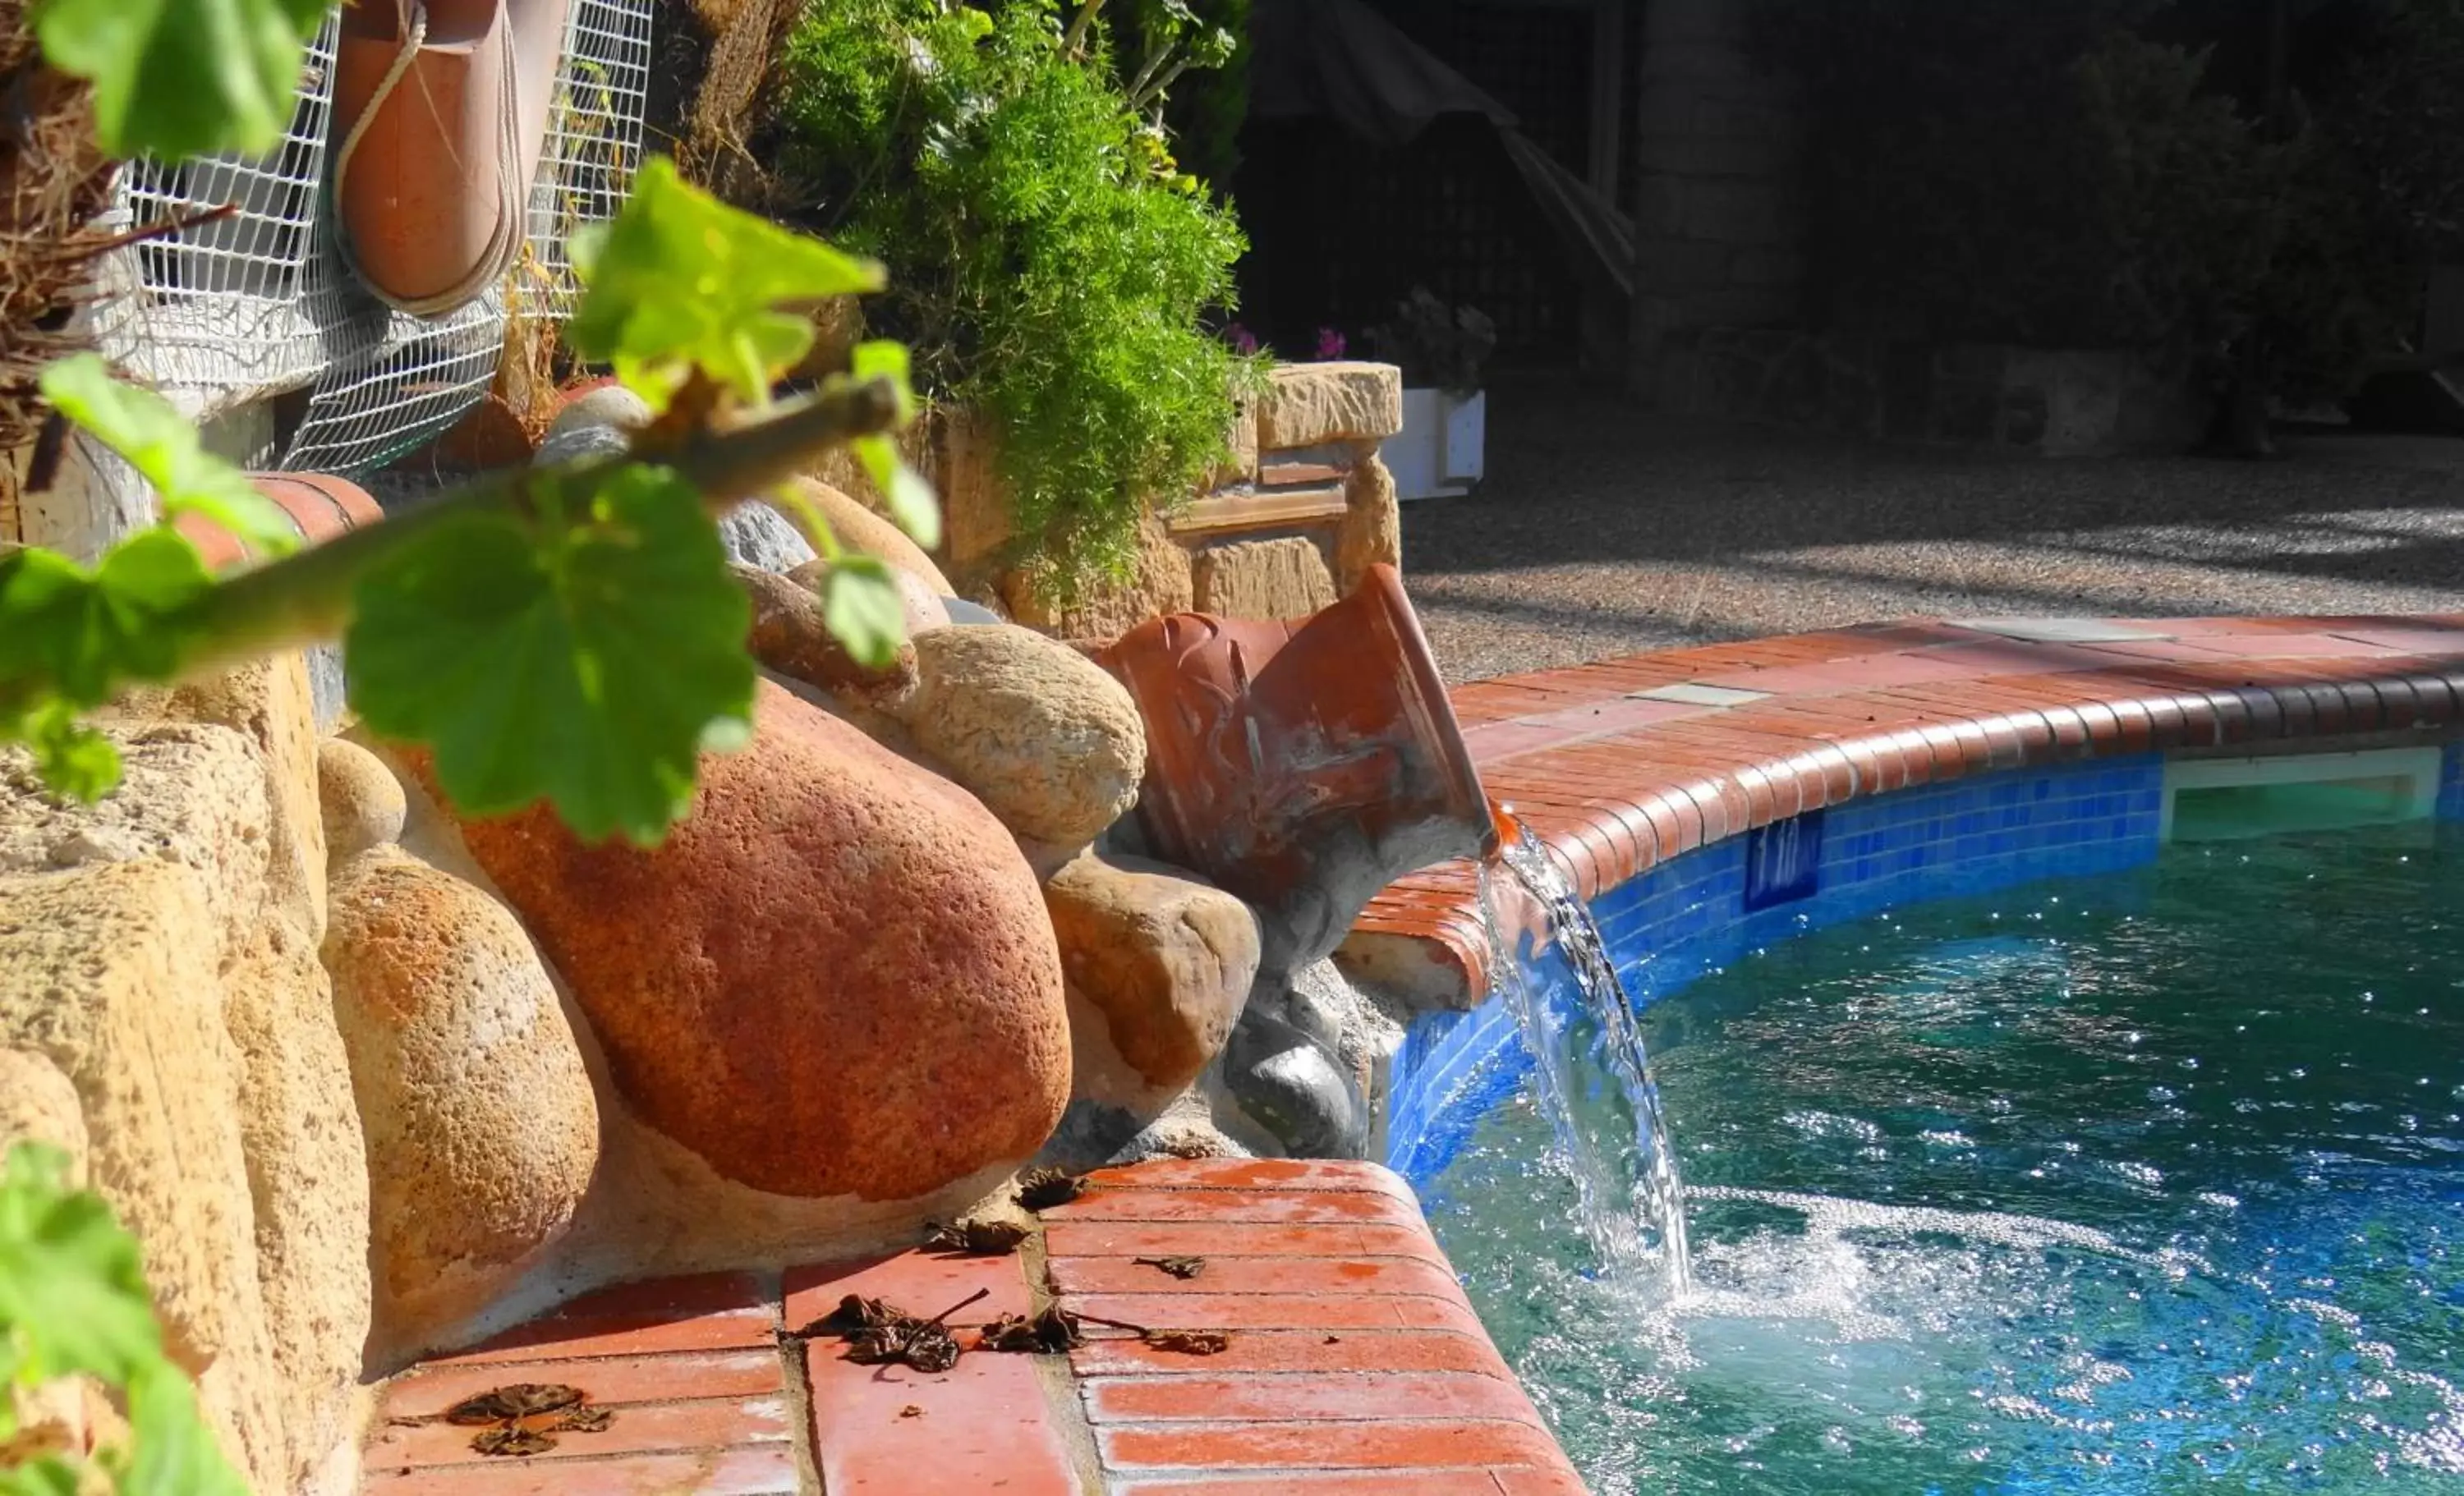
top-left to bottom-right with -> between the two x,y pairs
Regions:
1381,387 -> 1486,501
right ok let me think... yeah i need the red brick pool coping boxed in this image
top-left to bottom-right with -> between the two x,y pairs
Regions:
1348,613 -> 2464,1003
361,1159 -> 1584,1494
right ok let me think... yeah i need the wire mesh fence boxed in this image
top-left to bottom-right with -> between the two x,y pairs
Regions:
89,0 -> 651,475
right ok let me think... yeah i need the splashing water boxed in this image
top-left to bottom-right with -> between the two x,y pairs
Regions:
1479,822 -> 1692,1295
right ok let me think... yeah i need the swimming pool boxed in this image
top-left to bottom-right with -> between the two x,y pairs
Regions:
1421,820 -> 2464,1493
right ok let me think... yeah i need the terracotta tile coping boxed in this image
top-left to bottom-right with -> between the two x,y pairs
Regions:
361,1158 -> 1587,1495
1350,615 -> 2464,1002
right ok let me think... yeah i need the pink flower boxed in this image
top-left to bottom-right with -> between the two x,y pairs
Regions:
1314,328 -> 1347,360
1226,323 -> 1261,356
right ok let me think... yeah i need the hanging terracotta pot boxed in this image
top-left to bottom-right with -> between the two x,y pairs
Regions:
1095,563 -> 1496,978
332,0 -> 574,314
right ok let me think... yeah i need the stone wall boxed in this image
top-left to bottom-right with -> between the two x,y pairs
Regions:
1653,326 -> 2213,457
1628,0 -> 1804,391
918,362 -> 1407,638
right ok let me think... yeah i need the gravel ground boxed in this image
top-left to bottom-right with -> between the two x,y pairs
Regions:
1402,379 -> 2464,684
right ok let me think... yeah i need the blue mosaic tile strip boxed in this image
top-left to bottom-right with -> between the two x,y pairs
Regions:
1385,755 -> 2167,1186
2441,741 -> 2464,822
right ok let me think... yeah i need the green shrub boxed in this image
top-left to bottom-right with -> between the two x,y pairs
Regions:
776,0 -> 1251,594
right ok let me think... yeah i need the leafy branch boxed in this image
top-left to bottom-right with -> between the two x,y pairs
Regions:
3,152 -> 940,844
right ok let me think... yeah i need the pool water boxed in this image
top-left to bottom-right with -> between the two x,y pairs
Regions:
1424,825 -> 2464,1494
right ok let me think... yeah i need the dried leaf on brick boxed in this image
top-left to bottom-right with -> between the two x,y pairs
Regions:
793,1292 -> 904,1338
925,1217 -> 1029,1255
1134,1255 -> 1206,1279
981,1306 -> 1084,1354
444,1384 -> 584,1425
1015,1168 -> 1087,1211
1141,1329 -> 1230,1356
470,1426 -> 560,1457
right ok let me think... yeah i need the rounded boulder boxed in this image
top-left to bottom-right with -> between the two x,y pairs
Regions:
448,679 -> 1069,1200
1045,850 -> 1260,1099
323,849 -> 600,1343
896,625 -> 1147,850
315,738 -> 407,861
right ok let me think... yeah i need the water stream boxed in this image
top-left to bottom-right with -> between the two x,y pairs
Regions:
1478,820 -> 1692,1296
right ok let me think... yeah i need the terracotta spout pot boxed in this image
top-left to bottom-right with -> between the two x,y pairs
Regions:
1095,563 -> 1496,978
333,0 -> 573,314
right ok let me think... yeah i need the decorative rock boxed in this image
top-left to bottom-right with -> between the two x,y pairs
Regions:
445,679 -> 1069,1200
942,595 -> 1005,626
1192,536 -> 1338,620
533,421 -> 631,466
1256,361 -> 1404,448
544,383 -> 652,444
315,737 -> 407,860
897,625 -> 1147,849
785,555 -> 951,640
716,498 -> 819,574
784,475 -> 956,596
736,563 -> 914,700
1045,850 -> 1260,1100
324,848 -> 600,1348
1224,1008 -> 1366,1159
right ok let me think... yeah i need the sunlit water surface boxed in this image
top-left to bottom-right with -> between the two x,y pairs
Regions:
1424,826 -> 2464,1494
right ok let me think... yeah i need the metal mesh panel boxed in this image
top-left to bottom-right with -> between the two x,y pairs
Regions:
90,0 -> 651,476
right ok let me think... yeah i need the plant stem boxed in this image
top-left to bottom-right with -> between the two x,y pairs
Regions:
1063,0 -> 1106,58
7,379 -> 903,703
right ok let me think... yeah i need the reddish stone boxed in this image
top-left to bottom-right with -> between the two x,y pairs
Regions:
448,680 -> 1069,1200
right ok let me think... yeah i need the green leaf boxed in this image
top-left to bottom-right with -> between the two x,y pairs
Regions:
0,531 -> 213,705
344,466 -> 756,845
568,157 -> 889,407
852,435 -> 942,553
119,1361 -> 248,1496
0,1143 -> 159,1388
40,356 -> 296,559
0,1454 -> 83,1496
17,701 -> 124,802
850,340 -> 920,425
31,0 -> 327,161
821,556 -> 908,670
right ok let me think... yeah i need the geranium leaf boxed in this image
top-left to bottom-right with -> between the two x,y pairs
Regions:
40,356 -> 296,559
852,434 -> 941,552
568,157 -> 887,407
0,530 -> 213,706
344,466 -> 756,845
821,556 -> 907,669
31,0 -> 327,161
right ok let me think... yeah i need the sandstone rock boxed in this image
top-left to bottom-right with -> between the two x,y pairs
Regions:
784,475 -> 956,596
0,858 -> 283,1488
1337,448 -> 1403,589
446,679 -> 1068,1200
317,737 -> 408,860
0,1049 -> 87,1180
1192,536 -> 1337,620
999,507 -> 1193,639
1045,850 -> 1260,1101
2,719 -> 368,1493
897,625 -> 1146,848
716,498 -> 819,573
219,920 -> 370,1468
324,848 -> 600,1351
103,653 -> 328,937
1256,361 -> 1404,448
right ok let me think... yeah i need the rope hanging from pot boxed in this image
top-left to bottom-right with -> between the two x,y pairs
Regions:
333,0 -> 531,317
